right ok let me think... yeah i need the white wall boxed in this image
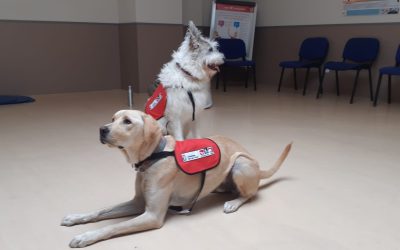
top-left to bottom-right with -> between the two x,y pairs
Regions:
119,0 -> 183,24
0,0 -> 182,24
2,0 -> 399,26
183,0 -> 203,25
0,0 -> 119,23
118,0 -> 136,23
182,0 -> 213,26
181,0 -> 212,26
135,0 -> 182,24
257,0 -> 400,26
184,0 -> 400,27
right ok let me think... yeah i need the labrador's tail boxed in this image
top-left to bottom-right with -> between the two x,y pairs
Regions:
259,143 -> 292,179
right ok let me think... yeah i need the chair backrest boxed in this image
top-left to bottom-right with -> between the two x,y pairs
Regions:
299,37 -> 329,62
217,38 -> 246,60
343,38 -> 380,63
396,45 -> 400,66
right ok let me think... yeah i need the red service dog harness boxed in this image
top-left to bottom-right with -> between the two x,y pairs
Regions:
135,138 -> 221,174
144,83 -> 196,121
175,139 -> 221,174
145,84 -> 167,120
134,138 -> 221,213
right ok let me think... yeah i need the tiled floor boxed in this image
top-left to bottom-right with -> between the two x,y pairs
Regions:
0,85 -> 399,250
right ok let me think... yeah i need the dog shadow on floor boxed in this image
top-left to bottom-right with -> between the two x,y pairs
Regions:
102,177 -> 294,227
85,177 -> 294,244
167,176 -> 294,218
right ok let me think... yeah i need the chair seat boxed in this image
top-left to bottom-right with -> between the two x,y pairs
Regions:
224,60 -> 255,67
318,38 -> 379,103
380,66 -> 400,75
279,60 -> 320,68
216,38 -> 257,92
324,61 -> 365,71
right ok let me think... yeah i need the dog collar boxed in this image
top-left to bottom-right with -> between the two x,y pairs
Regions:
176,62 -> 200,82
133,137 -> 173,172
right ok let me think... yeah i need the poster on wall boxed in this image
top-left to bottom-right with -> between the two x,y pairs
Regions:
210,0 -> 257,60
343,0 -> 400,16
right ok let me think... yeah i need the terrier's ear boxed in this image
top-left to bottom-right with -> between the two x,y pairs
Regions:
186,21 -> 201,51
187,21 -> 201,37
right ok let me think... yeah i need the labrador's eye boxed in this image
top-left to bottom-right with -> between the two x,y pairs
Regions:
111,118 -> 115,122
123,119 -> 132,125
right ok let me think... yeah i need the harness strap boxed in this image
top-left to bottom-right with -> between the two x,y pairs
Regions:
174,62 -> 197,121
187,91 -> 196,121
134,151 -> 174,171
134,137 -> 169,171
134,146 -> 206,214
167,171 -> 206,215
189,171 -> 206,212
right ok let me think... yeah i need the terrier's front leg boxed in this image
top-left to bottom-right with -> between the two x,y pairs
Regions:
188,120 -> 201,139
168,120 -> 184,140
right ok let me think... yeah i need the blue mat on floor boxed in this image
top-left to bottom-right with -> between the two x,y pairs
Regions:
0,95 -> 35,105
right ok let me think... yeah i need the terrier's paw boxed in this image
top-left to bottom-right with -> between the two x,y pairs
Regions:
69,231 -> 99,248
61,214 -> 89,227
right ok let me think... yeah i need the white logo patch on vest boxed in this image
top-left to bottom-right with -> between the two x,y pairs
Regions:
149,94 -> 162,110
181,147 -> 215,163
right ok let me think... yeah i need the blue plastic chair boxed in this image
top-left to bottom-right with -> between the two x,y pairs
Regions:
216,38 -> 256,92
317,38 -> 380,104
373,45 -> 400,106
278,37 -> 329,96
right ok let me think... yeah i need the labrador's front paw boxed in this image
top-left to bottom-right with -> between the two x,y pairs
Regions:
61,214 -> 90,227
69,231 -> 99,248
223,200 -> 241,213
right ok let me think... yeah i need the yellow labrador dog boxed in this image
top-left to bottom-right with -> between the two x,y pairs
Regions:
61,110 -> 291,248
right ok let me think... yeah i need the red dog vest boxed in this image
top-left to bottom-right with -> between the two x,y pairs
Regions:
174,138 -> 221,175
145,84 -> 167,120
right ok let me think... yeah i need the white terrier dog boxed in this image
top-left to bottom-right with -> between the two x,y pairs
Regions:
145,21 -> 224,140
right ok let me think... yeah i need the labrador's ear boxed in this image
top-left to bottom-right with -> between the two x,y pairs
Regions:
142,114 -> 161,144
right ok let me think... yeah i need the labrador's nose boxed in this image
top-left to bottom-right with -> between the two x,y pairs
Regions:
99,126 -> 109,143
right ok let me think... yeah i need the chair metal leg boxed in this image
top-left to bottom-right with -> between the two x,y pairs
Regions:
223,67 -> 227,92
293,68 -> 298,90
278,67 -> 285,92
216,73 -> 220,89
388,75 -> 392,104
373,74 -> 383,107
335,70 -> 340,96
245,67 -> 249,88
318,67 -> 323,94
368,68 -> 373,101
317,68 -> 326,99
350,70 -> 360,104
302,68 -> 310,96
253,66 -> 257,91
